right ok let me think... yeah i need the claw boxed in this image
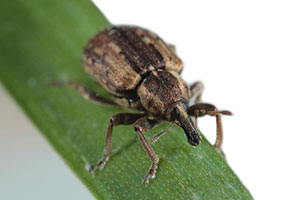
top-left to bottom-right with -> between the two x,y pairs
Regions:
143,161 -> 158,184
89,155 -> 109,173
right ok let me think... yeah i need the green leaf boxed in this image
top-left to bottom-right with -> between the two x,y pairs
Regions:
0,1 -> 253,199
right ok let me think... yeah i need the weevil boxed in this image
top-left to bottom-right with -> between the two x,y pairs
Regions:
57,26 -> 232,184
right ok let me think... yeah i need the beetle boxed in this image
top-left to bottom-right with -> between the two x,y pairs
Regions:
57,26 -> 232,184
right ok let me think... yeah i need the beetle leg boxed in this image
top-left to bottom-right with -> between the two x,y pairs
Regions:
49,80 -> 119,107
151,122 -> 175,143
188,103 -> 232,158
89,113 -> 148,173
134,117 -> 160,184
190,81 -> 204,104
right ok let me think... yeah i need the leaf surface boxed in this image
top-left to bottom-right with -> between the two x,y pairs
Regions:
0,1 -> 253,199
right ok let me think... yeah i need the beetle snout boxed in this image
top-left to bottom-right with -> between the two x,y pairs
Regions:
187,131 -> 201,146
178,115 -> 202,146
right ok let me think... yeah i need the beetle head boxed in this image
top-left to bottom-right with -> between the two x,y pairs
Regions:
137,70 -> 201,145
168,102 -> 201,146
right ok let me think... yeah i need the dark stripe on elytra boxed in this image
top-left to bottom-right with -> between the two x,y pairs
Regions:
129,27 -> 165,69
129,28 -> 165,69
109,27 -> 145,74
115,27 -> 152,74
109,26 -> 165,76
110,29 -> 142,74
125,28 -> 154,69
148,43 -> 165,68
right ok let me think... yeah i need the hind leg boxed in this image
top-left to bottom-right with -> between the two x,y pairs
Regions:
190,81 -> 204,104
49,80 -> 118,107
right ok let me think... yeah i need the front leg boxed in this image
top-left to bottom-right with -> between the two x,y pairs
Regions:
134,118 -> 159,184
188,103 -> 232,158
89,113 -> 147,173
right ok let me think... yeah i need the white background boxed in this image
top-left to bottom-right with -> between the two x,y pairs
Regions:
1,0 -> 300,199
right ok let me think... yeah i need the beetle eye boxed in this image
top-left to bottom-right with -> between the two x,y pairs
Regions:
170,107 -> 180,121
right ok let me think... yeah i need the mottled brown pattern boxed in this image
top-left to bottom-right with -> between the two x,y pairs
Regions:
79,25 -> 232,184
82,26 -> 183,101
